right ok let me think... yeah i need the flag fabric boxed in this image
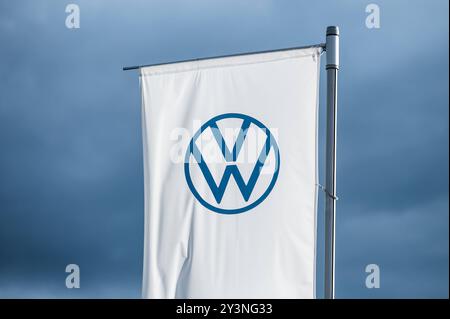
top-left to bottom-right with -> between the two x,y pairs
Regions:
140,46 -> 322,298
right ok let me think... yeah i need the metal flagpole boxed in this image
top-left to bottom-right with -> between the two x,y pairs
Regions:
324,26 -> 339,299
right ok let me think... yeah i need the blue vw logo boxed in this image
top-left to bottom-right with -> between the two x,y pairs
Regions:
184,113 -> 280,214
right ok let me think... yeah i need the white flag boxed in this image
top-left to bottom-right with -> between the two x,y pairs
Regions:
140,47 -> 322,298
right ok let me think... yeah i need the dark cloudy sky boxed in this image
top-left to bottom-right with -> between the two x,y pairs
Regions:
0,0 -> 448,298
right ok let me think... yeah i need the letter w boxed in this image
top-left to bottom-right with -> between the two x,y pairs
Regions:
189,121 -> 271,203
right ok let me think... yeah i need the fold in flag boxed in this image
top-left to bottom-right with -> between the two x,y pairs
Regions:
140,46 -> 322,298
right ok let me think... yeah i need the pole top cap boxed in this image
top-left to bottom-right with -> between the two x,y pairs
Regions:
326,26 -> 339,36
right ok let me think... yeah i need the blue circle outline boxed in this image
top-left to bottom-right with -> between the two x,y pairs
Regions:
184,113 -> 280,214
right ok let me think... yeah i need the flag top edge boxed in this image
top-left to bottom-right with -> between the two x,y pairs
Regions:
140,47 -> 323,76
